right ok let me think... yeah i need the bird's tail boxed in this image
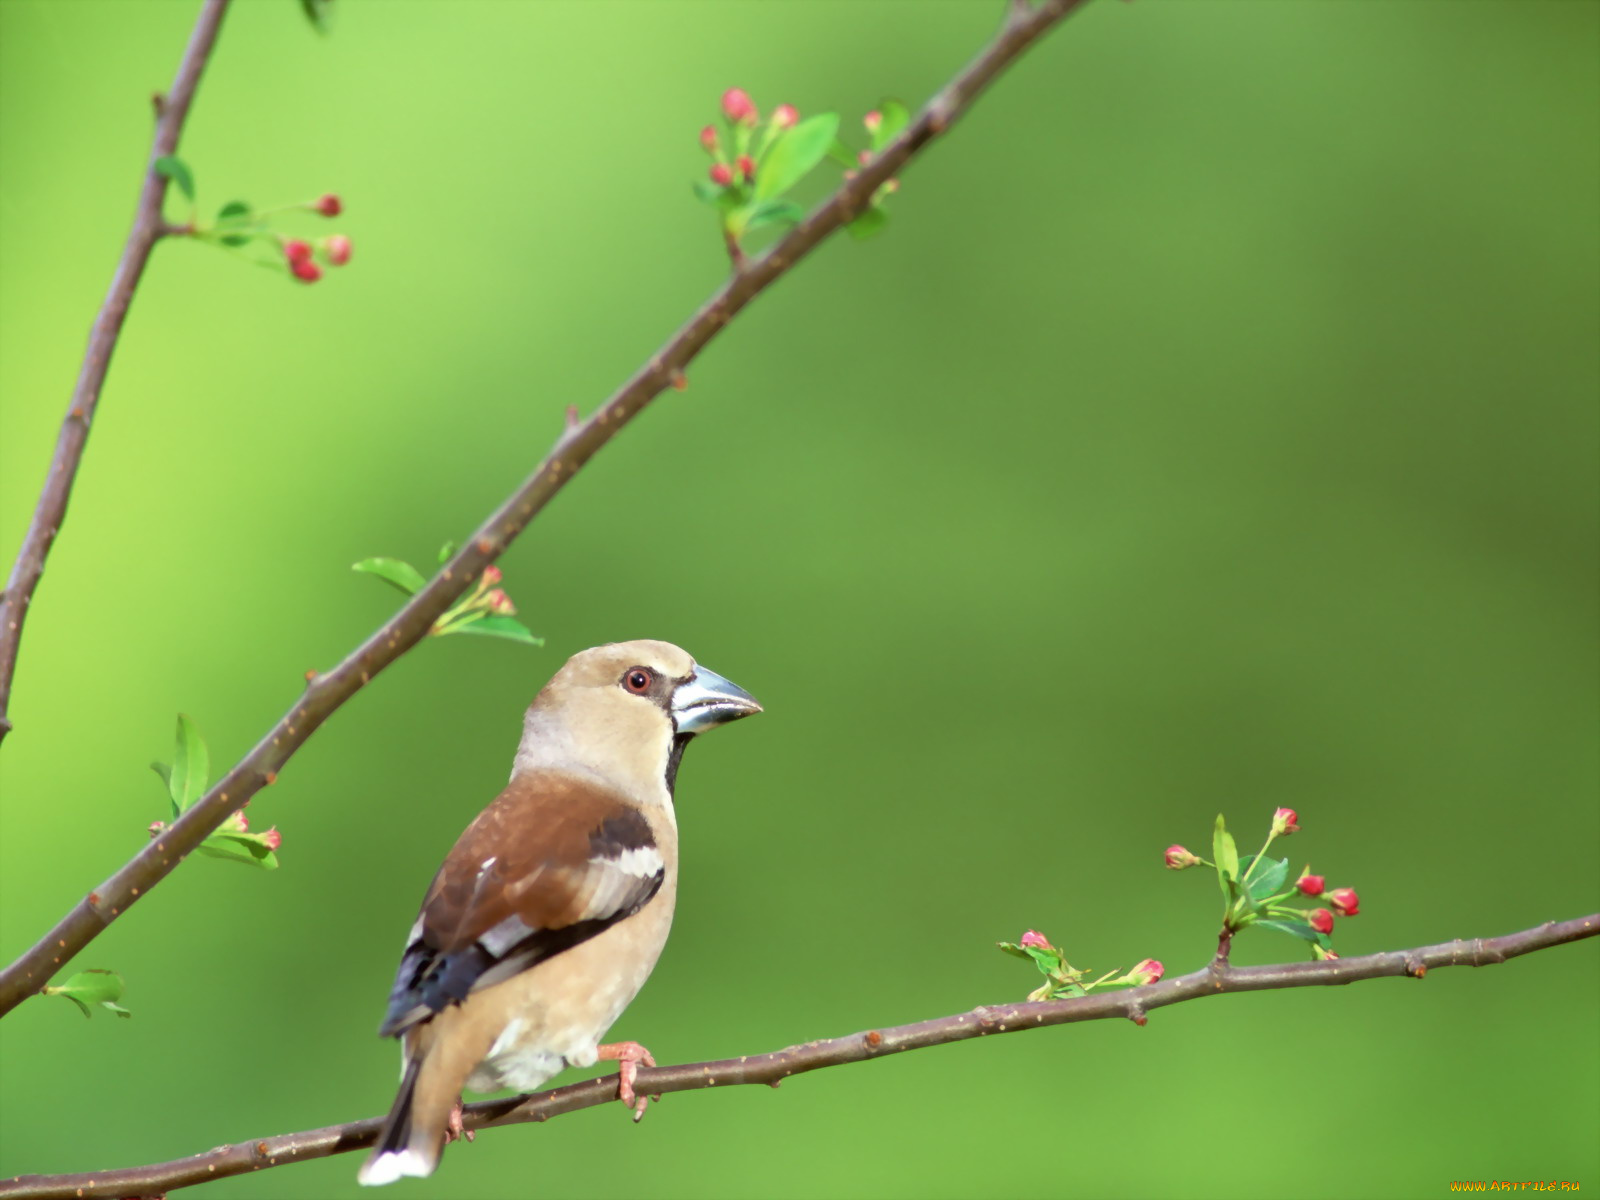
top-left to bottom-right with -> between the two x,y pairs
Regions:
357,1057 -> 438,1186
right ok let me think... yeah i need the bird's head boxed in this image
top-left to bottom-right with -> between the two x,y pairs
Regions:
514,639 -> 761,803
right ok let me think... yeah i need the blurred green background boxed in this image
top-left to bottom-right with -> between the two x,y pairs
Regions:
1,1 -> 1596,1197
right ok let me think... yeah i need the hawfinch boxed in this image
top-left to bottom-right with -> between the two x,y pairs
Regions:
358,640 -> 761,1185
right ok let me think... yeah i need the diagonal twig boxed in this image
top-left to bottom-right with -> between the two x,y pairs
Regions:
0,0 -> 1093,1017
3,915 -> 1592,1198
0,0 -> 232,746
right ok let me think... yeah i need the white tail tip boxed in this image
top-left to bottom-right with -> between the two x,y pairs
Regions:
358,1148 -> 432,1186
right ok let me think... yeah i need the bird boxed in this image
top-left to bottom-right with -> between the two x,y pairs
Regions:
357,639 -> 762,1185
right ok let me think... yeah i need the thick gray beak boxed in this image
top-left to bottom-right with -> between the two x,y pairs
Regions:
672,665 -> 762,734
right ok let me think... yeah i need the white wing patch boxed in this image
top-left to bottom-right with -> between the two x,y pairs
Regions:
610,845 -> 664,879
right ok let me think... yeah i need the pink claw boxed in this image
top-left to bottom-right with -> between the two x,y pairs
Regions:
445,1098 -> 475,1145
596,1040 -> 657,1121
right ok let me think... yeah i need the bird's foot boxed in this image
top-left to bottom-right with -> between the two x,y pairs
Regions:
444,1097 -> 476,1145
596,1040 -> 657,1122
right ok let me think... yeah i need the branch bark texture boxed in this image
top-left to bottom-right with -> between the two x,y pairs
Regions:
0,0 -> 231,746
3,915 -> 1592,1199
0,0 -> 1091,1017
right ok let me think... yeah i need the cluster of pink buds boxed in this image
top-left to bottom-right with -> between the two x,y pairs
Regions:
1002,930 -> 1164,999
152,809 -> 283,854
700,89 -> 799,191
430,564 -> 519,635
281,196 -> 352,283
842,110 -> 900,196
1166,807 -> 1363,960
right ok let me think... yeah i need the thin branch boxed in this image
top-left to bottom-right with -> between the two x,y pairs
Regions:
0,0 -> 1091,1017
3,915 -> 1592,1198
0,0 -> 231,746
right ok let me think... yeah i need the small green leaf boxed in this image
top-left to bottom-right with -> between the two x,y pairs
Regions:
171,714 -> 208,810
826,138 -> 857,169
755,113 -> 840,201
437,540 -> 457,565
1245,856 -> 1289,901
1214,813 -> 1240,908
217,200 -> 252,246
743,198 -> 804,235
153,155 -> 194,202
996,942 -> 1032,960
198,832 -> 280,870
451,615 -> 544,646
872,98 -> 911,152
353,557 -> 427,596
44,969 -> 129,1019
847,206 -> 890,241
1212,815 -> 1239,881
300,0 -> 333,32
1255,918 -> 1321,944
692,179 -> 725,205
1017,944 -> 1065,979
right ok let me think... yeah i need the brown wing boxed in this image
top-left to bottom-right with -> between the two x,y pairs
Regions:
379,773 -> 664,1037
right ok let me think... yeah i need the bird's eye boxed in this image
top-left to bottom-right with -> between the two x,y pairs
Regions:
623,668 -> 653,694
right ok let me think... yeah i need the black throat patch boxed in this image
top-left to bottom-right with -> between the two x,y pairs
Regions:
664,732 -> 693,797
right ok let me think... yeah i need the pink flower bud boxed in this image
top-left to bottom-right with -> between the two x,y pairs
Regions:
485,588 -> 516,616
1328,887 -> 1360,916
148,821 -> 166,837
857,149 -> 871,166
1018,930 -> 1051,950
221,810 -> 248,833
282,239 -> 313,264
709,162 -> 734,187
1296,874 -> 1326,897
1272,807 -> 1300,835
773,104 -> 798,129
290,259 -> 323,283
1309,908 -> 1335,935
699,125 -> 719,153
481,565 -> 503,586
314,193 -> 342,217
1164,844 -> 1200,870
261,827 -> 282,852
736,154 -> 756,181
721,88 -> 755,123
324,235 -> 352,266
1128,958 -> 1164,985
863,110 -> 882,132
1313,944 -> 1339,961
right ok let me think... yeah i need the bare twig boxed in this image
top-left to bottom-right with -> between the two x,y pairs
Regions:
3,915 -> 1592,1198
0,0 -> 1091,1017
0,0 -> 231,746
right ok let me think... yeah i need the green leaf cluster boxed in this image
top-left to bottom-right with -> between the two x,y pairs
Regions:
352,545 -> 543,645
1206,813 -> 1332,957
997,938 -> 1152,1001
151,715 -> 280,869
696,112 -> 840,246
